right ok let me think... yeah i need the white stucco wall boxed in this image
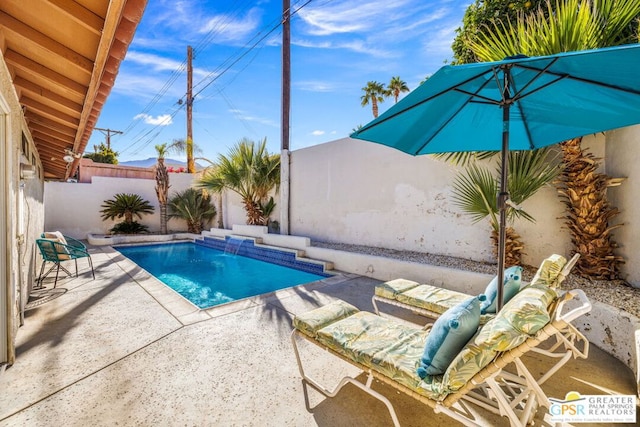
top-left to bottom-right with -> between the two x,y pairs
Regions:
606,125 -> 640,287
45,174 -> 210,239
288,137 -> 571,267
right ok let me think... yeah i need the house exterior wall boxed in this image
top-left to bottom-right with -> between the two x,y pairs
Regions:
1,52 -> 45,366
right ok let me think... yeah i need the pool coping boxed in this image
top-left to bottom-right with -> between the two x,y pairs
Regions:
105,245 -> 350,326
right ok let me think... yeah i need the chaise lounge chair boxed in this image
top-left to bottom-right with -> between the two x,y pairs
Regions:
372,253 -> 580,324
291,279 -> 591,427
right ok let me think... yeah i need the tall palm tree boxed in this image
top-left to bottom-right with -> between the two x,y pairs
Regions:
451,148 -> 562,266
155,143 -> 170,234
388,76 -> 409,103
361,81 -> 386,118
469,0 -> 640,278
196,138 -> 280,226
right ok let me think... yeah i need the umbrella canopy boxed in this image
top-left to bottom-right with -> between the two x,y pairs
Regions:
351,43 -> 640,310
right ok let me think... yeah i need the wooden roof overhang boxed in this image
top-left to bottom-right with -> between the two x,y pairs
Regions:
0,0 -> 147,180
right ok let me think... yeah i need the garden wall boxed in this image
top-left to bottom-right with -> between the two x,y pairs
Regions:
45,174 -> 203,238
44,125 -> 640,286
287,132 -> 640,286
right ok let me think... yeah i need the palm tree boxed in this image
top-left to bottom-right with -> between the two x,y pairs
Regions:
451,148 -> 562,266
167,138 -> 202,173
361,81 -> 386,118
154,143 -> 170,234
388,76 -> 409,103
468,0 -> 640,278
168,188 -> 217,233
196,138 -> 280,226
100,193 -> 155,234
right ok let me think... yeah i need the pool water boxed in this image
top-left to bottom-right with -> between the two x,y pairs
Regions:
116,242 -> 327,309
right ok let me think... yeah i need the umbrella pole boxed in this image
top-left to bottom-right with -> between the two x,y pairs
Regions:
497,100 -> 510,312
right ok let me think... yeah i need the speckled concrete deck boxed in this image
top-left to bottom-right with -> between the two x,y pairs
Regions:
0,244 -> 637,426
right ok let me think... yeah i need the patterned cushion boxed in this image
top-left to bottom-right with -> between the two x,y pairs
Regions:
312,309 -> 450,400
417,295 -> 484,377
480,266 -> 523,314
529,254 -> 567,288
375,278 -> 420,299
317,311 -> 424,369
473,284 -> 557,352
292,300 -> 359,338
396,284 -> 469,313
442,338 -> 498,391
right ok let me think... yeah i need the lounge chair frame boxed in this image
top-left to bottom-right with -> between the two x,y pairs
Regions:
291,289 -> 591,427
372,254 -> 580,322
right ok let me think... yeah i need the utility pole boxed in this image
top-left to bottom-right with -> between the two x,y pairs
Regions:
280,0 -> 291,235
186,45 -> 195,173
94,127 -> 122,150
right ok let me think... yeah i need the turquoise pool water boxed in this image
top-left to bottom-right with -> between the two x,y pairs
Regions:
116,242 -> 327,309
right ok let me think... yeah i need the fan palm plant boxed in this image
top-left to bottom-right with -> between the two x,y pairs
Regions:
100,193 -> 154,234
196,138 -> 280,226
168,188 -> 217,233
361,81 -> 386,118
451,148 -> 562,266
468,0 -> 640,278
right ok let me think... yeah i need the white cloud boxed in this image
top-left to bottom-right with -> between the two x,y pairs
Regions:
228,109 -> 278,127
295,80 -> 336,92
125,51 -> 210,79
311,130 -> 325,136
296,0 -> 415,36
134,114 -> 173,126
198,8 -> 262,44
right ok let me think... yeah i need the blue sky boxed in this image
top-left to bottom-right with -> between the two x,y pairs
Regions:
89,0 -> 470,162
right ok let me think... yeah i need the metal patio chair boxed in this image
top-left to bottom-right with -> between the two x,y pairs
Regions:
35,237 -> 95,288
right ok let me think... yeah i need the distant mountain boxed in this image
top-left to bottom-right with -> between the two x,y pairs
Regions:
118,158 -> 205,169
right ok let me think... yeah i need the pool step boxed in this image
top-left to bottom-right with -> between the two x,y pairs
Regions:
195,235 -> 334,276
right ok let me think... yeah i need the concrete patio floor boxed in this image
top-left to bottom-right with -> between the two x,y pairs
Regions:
1,244 -> 637,426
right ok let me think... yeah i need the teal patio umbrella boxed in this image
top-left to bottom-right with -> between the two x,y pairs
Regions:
351,43 -> 640,310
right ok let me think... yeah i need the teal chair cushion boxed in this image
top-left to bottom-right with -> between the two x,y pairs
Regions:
480,266 -> 523,314
417,294 -> 484,377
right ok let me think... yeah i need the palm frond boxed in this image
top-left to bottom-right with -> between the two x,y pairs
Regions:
432,150 -> 498,166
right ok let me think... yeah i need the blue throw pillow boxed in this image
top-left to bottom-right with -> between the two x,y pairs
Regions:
480,266 -> 523,314
417,295 -> 484,378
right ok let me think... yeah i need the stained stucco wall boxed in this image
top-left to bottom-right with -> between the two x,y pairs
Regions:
288,136 -> 627,277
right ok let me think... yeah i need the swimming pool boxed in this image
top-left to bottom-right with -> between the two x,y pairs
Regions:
116,242 -> 329,309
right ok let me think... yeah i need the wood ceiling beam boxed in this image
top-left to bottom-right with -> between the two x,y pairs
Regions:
0,11 -> 93,75
4,50 -> 86,97
32,129 -> 74,147
24,113 -> 77,137
46,0 -> 104,36
14,76 -> 83,116
30,122 -> 76,143
21,96 -> 80,128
